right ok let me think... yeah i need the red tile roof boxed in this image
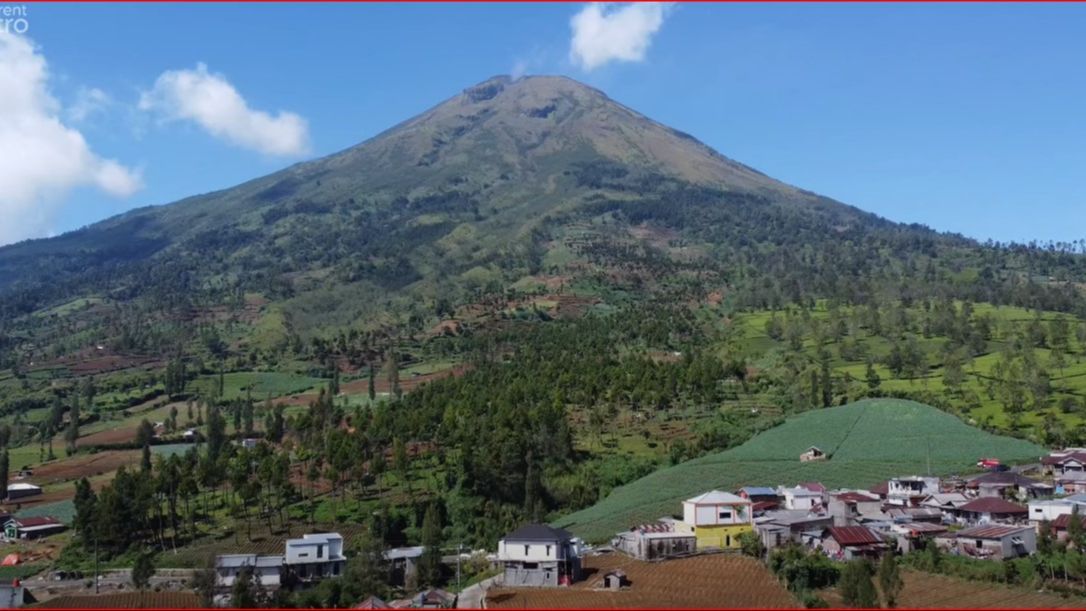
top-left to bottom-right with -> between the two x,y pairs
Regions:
1044,452 -> 1086,465
827,526 -> 884,547
957,497 -> 1027,514
800,482 -> 826,494
11,516 -> 62,528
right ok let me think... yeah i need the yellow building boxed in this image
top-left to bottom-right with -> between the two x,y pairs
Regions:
678,490 -> 754,550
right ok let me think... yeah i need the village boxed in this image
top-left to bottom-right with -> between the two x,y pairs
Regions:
4,444 -> 1085,608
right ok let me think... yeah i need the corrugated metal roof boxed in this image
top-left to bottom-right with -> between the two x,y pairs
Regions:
957,524 -> 1031,539
827,526 -> 884,546
957,497 -> 1028,514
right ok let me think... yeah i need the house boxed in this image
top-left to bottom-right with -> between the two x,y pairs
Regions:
353,596 -> 391,609
5,484 -> 41,501
1052,512 -> 1086,542
1056,471 -> 1086,495
826,491 -> 881,526
215,532 -> 345,588
612,519 -> 695,561
921,492 -> 970,514
3,517 -> 65,540
881,506 -> 943,524
602,569 -> 628,590
0,580 -> 33,609
886,476 -> 940,507
738,487 -> 779,504
800,446 -> 826,462
778,486 -> 823,511
966,472 -> 1052,500
868,481 -> 890,500
182,429 -> 199,442
821,526 -> 890,561
410,589 -> 455,609
284,533 -> 346,581
952,497 -> 1028,525
1028,499 -> 1079,524
679,490 -> 754,550
890,522 -> 947,553
241,438 -> 259,450
498,524 -> 582,587
938,524 -> 1036,560
214,554 -> 284,587
1041,449 -> 1086,475
754,510 -> 833,551
384,546 -> 423,587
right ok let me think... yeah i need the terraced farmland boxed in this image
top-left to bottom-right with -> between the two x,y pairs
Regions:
556,399 -> 1045,542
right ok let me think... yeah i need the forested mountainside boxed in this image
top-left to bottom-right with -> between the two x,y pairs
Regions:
1,76 -> 1085,604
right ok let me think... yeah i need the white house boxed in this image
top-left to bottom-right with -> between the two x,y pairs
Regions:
778,486 -> 823,511
1028,499 -> 1075,523
284,533 -> 346,581
215,554 -> 284,587
498,524 -> 582,587
680,490 -> 754,550
5,483 -> 42,501
886,476 -> 939,507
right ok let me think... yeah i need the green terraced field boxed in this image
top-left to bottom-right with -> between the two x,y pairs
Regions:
555,399 -> 1045,543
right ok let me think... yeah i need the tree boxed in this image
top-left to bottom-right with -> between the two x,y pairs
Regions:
0,448 -> 8,502
865,360 -> 881,391
368,363 -> 377,401
342,534 -> 391,602
191,567 -> 217,608
1068,505 -> 1085,551
131,550 -> 155,604
839,559 -> 878,608
418,503 -> 443,587
231,565 -> 267,608
738,529 -> 764,558
877,553 -> 904,608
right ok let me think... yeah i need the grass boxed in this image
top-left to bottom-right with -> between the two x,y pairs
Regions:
187,371 -> 324,401
554,399 -> 1045,543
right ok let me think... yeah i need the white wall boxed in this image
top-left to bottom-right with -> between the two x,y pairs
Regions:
683,502 -> 752,526
1028,501 -> 1072,522
498,540 -> 562,562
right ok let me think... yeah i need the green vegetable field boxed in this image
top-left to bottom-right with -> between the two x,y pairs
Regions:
555,399 -> 1045,543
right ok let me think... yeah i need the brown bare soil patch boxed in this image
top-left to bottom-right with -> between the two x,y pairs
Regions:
819,569 -> 1083,608
487,552 -> 799,608
74,427 -> 139,448
27,450 -> 141,485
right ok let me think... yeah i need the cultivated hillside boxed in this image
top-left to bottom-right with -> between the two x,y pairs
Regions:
554,399 -> 1045,543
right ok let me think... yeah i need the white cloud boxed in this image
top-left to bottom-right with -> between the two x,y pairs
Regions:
139,63 -> 310,157
0,32 -> 142,246
570,3 -> 672,71
67,86 -> 112,122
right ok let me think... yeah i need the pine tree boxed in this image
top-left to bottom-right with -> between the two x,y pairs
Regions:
418,503 -> 443,587
368,363 -> 376,401
0,449 -> 8,501
839,559 -> 878,608
877,553 -> 903,608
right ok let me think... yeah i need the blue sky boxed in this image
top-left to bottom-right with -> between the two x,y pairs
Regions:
5,2 -> 1086,245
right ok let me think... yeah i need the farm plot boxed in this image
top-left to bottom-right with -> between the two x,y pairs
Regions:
38,591 -> 201,608
26,450 -> 141,485
819,570 -> 1084,608
163,523 -> 370,568
556,400 -> 1045,542
486,552 -> 799,608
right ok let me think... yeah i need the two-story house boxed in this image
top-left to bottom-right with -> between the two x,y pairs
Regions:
678,490 -> 754,550
497,524 -> 582,587
284,533 -> 346,581
886,476 -> 940,507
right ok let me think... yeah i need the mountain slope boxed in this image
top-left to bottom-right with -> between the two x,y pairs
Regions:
0,74 -> 1079,343
554,399 -> 1046,543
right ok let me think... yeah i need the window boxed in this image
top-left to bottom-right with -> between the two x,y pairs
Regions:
719,510 -> 732,520
317,545 -> 324,559
975,540 -> 984,548
546,545 -> 552,557
524,545 -> 530,556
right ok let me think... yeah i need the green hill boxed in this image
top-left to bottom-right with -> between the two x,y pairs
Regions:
554,399 -> 1045,543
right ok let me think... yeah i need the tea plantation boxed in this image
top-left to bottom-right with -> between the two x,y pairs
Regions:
555,399 -> 1046,543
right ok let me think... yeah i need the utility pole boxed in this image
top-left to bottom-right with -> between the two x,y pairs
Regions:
94,533 -> 99,594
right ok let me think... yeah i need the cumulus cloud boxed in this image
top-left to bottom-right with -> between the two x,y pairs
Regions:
0,32 -> 142,246
570,3 -> 672,71
139,63 -> 310,157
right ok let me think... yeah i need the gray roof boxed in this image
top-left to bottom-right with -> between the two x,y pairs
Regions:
740,487 -> 778,497
757,510 -> 829,527
215,554 -> 283,569
503,523 -> 573,542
